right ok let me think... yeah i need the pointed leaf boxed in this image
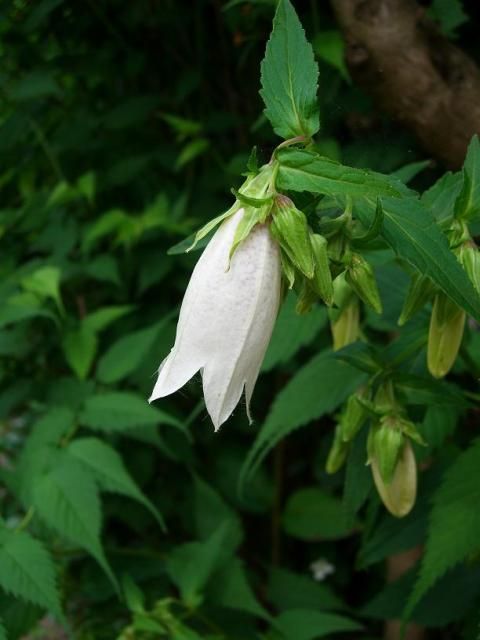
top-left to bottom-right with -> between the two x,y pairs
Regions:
260,0 -> 319,139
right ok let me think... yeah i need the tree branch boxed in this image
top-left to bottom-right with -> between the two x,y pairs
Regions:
331,0 -> 480,168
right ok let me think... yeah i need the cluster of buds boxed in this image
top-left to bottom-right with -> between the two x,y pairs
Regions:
326,380 -> 424,518
318,203 -> 383,351
399,219 -> 480,378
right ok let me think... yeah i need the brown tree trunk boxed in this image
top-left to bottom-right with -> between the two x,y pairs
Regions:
331,0 -> 480,169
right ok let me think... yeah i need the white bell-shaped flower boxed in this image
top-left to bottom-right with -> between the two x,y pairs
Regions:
149,208 -> 281,431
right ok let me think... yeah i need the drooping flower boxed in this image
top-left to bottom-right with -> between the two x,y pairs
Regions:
149,208 -> 281,431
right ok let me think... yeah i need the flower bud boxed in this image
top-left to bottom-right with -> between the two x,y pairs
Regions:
339,392 -> 368,442
310,233 -> 333,306
371,440 -> 417,518
371,416 -> 405,484
345,254 -> 382,314
460,242 -> 480,294
398,273 -> 435,326
271,196 -> 315,279
427,292 -> 466,378
330,298 -> 360,351
326,426 -> 349,474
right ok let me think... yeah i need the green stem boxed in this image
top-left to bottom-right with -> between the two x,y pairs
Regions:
15,506 -> 35,533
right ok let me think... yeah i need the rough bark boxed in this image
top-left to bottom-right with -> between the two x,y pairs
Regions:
331,0 -> 480,169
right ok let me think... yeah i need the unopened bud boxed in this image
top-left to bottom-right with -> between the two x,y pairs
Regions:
310,234 -> 333,306
326,426 -> 349,474
371,416 -> 405,484
271,196 -> 314,279
330,298 -> 360,351
398,273 -> 435,326
371,440 -> 417,518
427,292 -> 465,378
460,243 -> 480,294
340,392 -> 368,442
345,254 -> 382,314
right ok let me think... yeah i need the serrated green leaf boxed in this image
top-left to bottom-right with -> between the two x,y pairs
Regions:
355,196 -> 480,322
273,609 -> 362,640
405,439 -> 480,620
260,0 -> 319,139
20,266 -> 63,314
240,350 -> 365,490
97,320 -> 167,384
32,455 -> 117,591
277,149 -> 402,198
208,558 -> 271,620
166,523 -> 232,607
62,325 -> 97,380
83,305 -> 134,333
0,528 -> 62,619
80,392 -> 182,433
67,437 -> 165,530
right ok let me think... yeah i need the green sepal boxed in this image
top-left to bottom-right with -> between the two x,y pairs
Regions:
345,253 -> 383,314
245,146 -> 259,175
427,292 -> 466,378
325,425 -> 349,474
460,243 -> 480,294
271,198 -> 315,279
352,198 -> 384,246
280,251 -> 296,289
231,187 -> 273,210
295,279 -> 318,315
372,417 -> 405,485
339,391 -> 368,442
229,207 -> 263,260
398,273 -> 435,326
310,233 -> 333,305
186,200 -> 241,252
398,418 -> 427,447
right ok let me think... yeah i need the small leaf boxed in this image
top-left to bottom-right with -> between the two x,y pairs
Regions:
21,266 -> 63,314
80,392 -> 182,433
277,149 -> 402,198
405,439 -> 480,620
240,351 -> 365,490
83,305 -> 134,333
283,487 -> 355,540
454,135 -> 480,220
273,609 -> 362,640
260,0 -> 319,139
68,437 -> 165,529
0,527 -> 62,619
62,325 -> 97,380
32,454 -> 117,590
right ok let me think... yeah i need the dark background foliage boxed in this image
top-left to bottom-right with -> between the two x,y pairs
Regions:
0,1 -> 480,639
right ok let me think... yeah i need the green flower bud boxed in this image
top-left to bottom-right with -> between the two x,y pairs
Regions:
371,416 -> 405,484
310,233 -> 333,306
345,254 -> 382,314
339,391 -> 368,442
460,242 -> 480,294
427,292 -> 466,378
371,440 -> 417,518
271,196 -> 315,279
398,273 -> 435,326
326,425 -> 349,474
330,298 -> 360,351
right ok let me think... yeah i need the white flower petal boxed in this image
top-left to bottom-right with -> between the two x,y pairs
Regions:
149,207 -> 281,430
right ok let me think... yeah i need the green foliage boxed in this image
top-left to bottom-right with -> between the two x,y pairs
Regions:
0,528 -> 62,619
261,0 -> 319,139
1,0 -> 479,637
